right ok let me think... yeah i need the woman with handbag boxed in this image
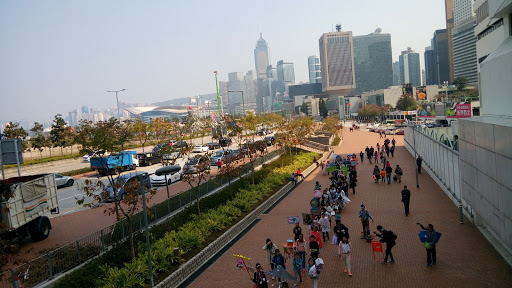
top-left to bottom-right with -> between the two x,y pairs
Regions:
252,263 -> 269,288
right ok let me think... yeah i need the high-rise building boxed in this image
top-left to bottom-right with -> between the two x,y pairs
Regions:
351,29 -> 393,95
254,33 -> 270,112
308,55 -> 322,84
445,0 -> 455,82
318,27 -> 356,95
392,61 -> 401,85
452,0 -> 478,84
277,60 -> 295,84
244,70 -> 257,104
399,48 -> 421,87
425,29 -> 450,85
218,81 -> 228,107
227,72 -> 246,110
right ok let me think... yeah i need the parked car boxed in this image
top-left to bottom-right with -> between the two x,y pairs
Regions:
207,142 -> 221,150
210,149 -> 238,166
54,173 -> 74,188
385,128 -> 396,135
136,152 -> 162,166
150,167 -> 182,186
396,129 -> 405,135
264,136 -> 275,146
192,145 -> 209,153
100,171 -> 151,202
219,137 -> 232,147
82,150 -> 106,162
183,156 -> 210,174
174,140 -> 189,148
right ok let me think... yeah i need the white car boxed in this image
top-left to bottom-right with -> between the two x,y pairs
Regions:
192,145 -> 209,153
83,150 -> 107,162
150,168 -> 182,186
54,173 -> 74,188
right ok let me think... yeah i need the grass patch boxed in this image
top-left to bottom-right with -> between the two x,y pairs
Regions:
61,167 -> 93,176
331,136 -> 341,146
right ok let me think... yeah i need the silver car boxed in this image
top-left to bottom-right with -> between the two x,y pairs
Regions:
54,173 -> 74,188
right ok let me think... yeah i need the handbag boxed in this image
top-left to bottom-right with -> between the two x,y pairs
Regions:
331,234 -> 338,245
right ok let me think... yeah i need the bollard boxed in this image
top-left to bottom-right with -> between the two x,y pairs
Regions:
459,204 -> 464,224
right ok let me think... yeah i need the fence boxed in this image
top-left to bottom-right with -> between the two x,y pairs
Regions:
0,150 -> 282,288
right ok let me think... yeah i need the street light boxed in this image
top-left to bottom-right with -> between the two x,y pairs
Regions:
228,90 -> 245,116
107,89 -> 126,120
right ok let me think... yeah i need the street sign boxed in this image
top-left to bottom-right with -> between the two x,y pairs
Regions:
0,139 -> 23,165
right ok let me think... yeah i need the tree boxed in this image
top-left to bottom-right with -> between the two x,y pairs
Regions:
300,102 -> 308,115
30,122 -> 50,159
182,155 -> 211,216
131,119 -> 151,153
240,112 -> 264,185
319,99 -> 328,118
1,122 -> 28,139
453,76 -> 468,91
50,114 -> 71,155
395,95 -> 417,111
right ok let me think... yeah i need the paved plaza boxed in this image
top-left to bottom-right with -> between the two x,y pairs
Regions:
189,127 -> 512,288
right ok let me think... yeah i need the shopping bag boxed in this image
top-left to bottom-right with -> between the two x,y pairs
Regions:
331,234 -> 338,245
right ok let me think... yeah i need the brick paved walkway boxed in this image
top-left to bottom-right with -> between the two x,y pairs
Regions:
189,126 -> 512,288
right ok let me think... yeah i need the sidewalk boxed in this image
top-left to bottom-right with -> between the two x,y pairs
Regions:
189,128 -> 512,288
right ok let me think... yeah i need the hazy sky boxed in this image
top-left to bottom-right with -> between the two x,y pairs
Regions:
0,0 -> 446,123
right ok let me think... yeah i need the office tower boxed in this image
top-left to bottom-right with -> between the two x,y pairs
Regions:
351,29 -> 393,95
244,70 -> 257,104
254,33 -> 270,112
227,72 -> 246,111
399,48 -> 421,87
425,29 -> 450,85
277,60 -> 295,84
318,26 -> 356,95
308,56 -> 322,84
392,61 -> 401,85
445,0 -> 455,82
452,0 -> 478,83
218,81 -> 228,107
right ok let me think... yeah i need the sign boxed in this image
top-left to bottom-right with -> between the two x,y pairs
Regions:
287,216 -> 300,224
416,86 -> 427,100
0,139 -> 24,165
450,103 -> 472,118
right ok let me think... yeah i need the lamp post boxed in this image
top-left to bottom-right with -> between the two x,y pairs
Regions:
228,90 -> 245,116
443,81 -> 449,101
107,89 -> 126,120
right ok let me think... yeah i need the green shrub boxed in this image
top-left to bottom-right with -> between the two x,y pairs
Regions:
331,136 -> 341,146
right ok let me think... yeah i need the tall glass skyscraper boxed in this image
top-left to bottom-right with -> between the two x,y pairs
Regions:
392,61 -> 401,85
351,31 -> 393,95
277,60 -> 295,84
399,48 -> 421,87
308,56 -> 321,84
254,33 -> 270,112
425,29 -> 450,85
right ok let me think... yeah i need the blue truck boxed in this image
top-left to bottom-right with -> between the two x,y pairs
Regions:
90,151 -> 139,175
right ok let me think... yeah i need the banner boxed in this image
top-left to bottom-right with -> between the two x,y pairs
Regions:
287,216 -> 300,224
447,103 -> 472,118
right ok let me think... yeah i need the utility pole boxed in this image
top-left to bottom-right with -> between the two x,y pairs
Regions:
107,89 -> 126,120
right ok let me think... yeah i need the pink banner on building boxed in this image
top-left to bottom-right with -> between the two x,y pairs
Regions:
453,104 -> 472,118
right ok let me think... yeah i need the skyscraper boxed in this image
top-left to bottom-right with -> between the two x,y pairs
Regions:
308,56 -> 321,84
351,29 -> 393,95
392,61 -> 401,85
445,0 -> 455,82
254,33 -> 270,112
399,48 -> 421,87
424,47 -> 437,85
276,60 -> 295,84
452,0 -> 478,83
425,29 -> 450,85
318,27 -> 356,95
244,70 -> 257,104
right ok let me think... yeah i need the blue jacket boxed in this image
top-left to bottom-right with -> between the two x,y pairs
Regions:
272,254 -> 286,269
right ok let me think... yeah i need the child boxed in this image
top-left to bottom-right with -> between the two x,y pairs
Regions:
338,236 -> 352,276
380,169 -> 386,183
292,252 -> 303,286
307,258 -> 319,288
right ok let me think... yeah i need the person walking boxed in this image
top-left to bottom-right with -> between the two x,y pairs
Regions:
358,204 -> 374,239
395,165 -> 403,183
385,145 -> 390,157
333,221 -> 350,244
292,252 -> 303,287
293,223 -> 302,241
373,165 -> 381,183
319,213 -> 330,242
271,249 -> 286,284
401,185 -> 411,216
309,235 -> 320,261
295,234 -> 307,270
374,151 -> 379,163
385,162 -> 393,184
390,145 -> 395,157
307,258 -> 319,288
375,225 -> 397,263
417,223 -> 438,266
392,138 -> 396,147
416,156 -> 423,174
369,146 -> 374,163
365,146 -> 370,163
263,239 -> 278,272
359,151 -> 364,163
380,168 -> 386,183
376,143 -> 380,153
338,236 -> 352,276
309,226 -> 323,250
252,263 -> 269,288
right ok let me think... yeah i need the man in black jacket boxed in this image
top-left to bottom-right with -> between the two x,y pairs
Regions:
375,225 -> 396,263
333,222 -> 350,244
401,185 -> 411,216
416,156 -> 423,173
253,263 -> 269,288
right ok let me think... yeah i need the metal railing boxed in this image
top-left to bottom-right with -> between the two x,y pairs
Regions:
0,150 -> 282,288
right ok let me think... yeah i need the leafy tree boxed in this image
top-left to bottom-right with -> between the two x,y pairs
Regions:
319,99 -> 328,118
30,122 -> 50,159
50,114 -> 70,155
182,154 -> 211,216
1,122 -> 28,139
395,95 -> 417,111
300,102 -> 308,115
358,104 -> 388,118
131,119 -> 151,153
453,76 -> 468,91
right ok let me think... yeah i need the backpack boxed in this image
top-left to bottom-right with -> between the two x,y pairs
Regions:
315,258 -> 324,274
391,231 -> 398,241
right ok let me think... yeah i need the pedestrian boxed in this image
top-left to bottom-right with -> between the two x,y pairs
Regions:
417,223 -> 438,266
401,185 -> 411,216
315,181 -> 321,190
333,221 -> 350,244
309,235 -> 320,260
349,172 -> 357,194
263,239 -> 278,273
295,234 -> 307,270
289,173 -> 297,185
385,162 -> 393,184
253,263 -> 269,288
358,204 -> 374,239
359,151 -> 364,163
390,145 -> 395,157
380,168 -> 386,183
307,258 -> 318,288
309,226 -> 323,250
374,151 -> 379,163
385,145 -> 390,157
319,213 -> 330,242
293,223 -> 302,241
375,225 -> 397,263
395,165 -> 403,183
376,143 -> 380,153
379,131 -> 383,138
297,168 -> 304,179
416,156 -> 423,174
338,236 -> 352,276
271,249 -> 286,284
292,252 -> 303,287
392,138 -> 396,147
373,165 -> 381,183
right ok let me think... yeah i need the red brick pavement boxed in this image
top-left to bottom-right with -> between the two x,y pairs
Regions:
189,127 -> 512,288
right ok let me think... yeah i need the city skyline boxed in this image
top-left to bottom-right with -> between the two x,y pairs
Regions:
1,0 -> 447,123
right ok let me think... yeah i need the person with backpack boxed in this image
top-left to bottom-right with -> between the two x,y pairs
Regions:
417,223 -> 438,266
375,225 -> 397,263
253,263 -> 269,288
401,185 -> 411,216
338,236 -> 352,276
395,165 -> 403,183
